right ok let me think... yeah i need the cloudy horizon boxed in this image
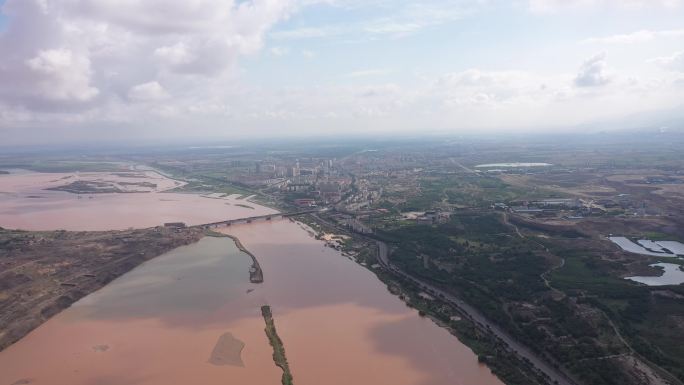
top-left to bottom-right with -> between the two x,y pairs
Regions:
1,0 -> 684,145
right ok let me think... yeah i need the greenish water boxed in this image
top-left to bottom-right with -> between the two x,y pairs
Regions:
72,236 -> 252,320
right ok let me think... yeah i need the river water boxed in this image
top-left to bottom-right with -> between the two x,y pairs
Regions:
0,171 -> 503,385
0,236 -> 281,385
0,171 -> 275,230
222,221 -> 502,385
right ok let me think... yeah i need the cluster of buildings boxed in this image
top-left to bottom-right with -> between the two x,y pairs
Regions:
224,152 -> 410,212
494,198 -> 600,219
410,210 -> 451,225
255,158 -> 336,179
494,195 -> 658,219
223,157 -> 355,207
289,180 -> 349,207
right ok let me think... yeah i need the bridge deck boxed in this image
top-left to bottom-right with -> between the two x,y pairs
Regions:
193,210 -> 317,229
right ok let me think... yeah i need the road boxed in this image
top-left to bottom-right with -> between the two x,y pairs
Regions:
374,240 -> 578,385
449,158 -> 476,174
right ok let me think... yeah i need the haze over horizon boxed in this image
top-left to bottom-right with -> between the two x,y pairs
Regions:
1,0 -> 684,145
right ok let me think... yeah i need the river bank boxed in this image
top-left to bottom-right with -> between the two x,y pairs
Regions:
262,305 -> 294,385
294,213 -> 575,385
0,226 -> 204,351
0,236 -> 282,385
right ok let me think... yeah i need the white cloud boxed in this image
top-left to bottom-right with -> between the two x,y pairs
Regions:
434,69 -> 555,109
26,48 -> 100,102
127,81 -> 169,102
270,46 -> 290,56
650,51 -> 684,72
1,0 -> 683,140
529,0 -> 682,13
154,43 -> 194,67
583,29 -> 684,44
0,0 -> 295,112
347,68 -> 391,78
271,0 -> 476,41
228,67 -> 681,134
271,26 -> 332,39
575,53 -> 612,87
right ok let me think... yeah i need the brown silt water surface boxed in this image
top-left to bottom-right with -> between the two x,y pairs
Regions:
222,221 -> 504,385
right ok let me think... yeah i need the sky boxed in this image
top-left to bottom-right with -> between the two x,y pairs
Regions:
1,0 -> 684,145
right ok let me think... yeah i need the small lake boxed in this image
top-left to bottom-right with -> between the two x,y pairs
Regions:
609,237 -> 678,257
656,241 -> 684,256
637,240 -> 667,253
626,263 -> 684,286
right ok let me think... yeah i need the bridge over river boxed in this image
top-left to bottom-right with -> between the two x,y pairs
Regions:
187,209 -> 318,284
192,209 -> 319,229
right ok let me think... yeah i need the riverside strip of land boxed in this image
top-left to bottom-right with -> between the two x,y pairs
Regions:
261,305 -> 294,385
0,226 -> 204,350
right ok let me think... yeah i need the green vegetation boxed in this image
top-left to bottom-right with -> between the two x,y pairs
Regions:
151,162 -> 255,195
373,267 -> 550,385
397,174 -> 565,211
339,141 -> 684,385
641,231 -> 684,243
261,305 -> 294,385
376,210 -> 684,385
550,248 -> 684,382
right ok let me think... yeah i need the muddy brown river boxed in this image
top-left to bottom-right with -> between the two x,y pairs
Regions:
0,170 -> 275,231
222,221 -> 503,385
0,171 -> 503,385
